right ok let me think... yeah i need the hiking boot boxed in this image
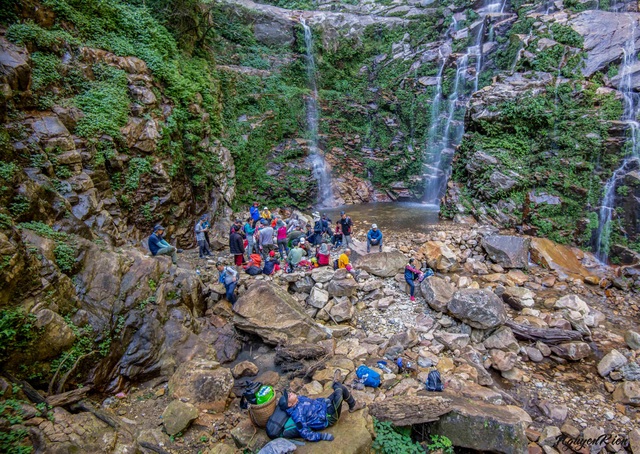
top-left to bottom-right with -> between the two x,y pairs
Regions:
349,401 -> 366,413
410,296 -> 415,301
333,369 -> 343,383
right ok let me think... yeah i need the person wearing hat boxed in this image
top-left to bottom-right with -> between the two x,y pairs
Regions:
312,215 -> 323,247
366,223 -> 383,253
338,211 -> 352,248
261,206 -> 272,221
201,213 -> 212,248
287,241 -> 307,268
321,213 -> 331,239
315,242 -> 331,267
263,250 -> 281,275
148,225 -> 178,265
278,371 -> 364,442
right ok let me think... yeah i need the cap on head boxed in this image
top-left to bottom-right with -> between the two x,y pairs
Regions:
278,389 -> 289,410
154,225 -> 165,232
300,238 -> 305,244
372,223 -> 377,229
340,211 -> 345,215
264,206 -> 268,210
216,262 -> 223,267
269,250 -> 275,257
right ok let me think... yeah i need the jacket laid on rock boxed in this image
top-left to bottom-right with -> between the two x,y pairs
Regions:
286,396 -> 329,442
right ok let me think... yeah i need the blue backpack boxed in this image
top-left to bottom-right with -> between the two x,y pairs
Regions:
356,365 -> 381,388
426,369 -> 444,392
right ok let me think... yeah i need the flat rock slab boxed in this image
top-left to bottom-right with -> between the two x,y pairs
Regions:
369,395 -> 452,426
295,409 -> 374,454
530,238 -> 597,281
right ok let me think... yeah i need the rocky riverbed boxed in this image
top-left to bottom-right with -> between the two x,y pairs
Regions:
5,220 -> 640,453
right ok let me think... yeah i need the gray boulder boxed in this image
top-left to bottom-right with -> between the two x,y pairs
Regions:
482,235 -> 530,269
420,276 -> 455,312
625,330 -> 640,350
162,400 -> 199,436
233,281 -> 327,344
326,269 -> 360,297
448,289 -> 507,329
356,250 -> 406,277
550,342 -> 592,361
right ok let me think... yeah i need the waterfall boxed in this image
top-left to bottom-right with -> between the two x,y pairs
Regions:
594,16 -> 640,262
423,2 -> 502,205
300,18 -> 334,206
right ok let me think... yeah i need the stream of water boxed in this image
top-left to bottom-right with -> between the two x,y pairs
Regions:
594,15 -> 640,262
301,19 -> 334,207
423,0 -> 504,206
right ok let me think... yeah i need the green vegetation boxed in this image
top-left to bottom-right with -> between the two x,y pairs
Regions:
372,418 -> 424,454
426,434 -> 454,454
0,308 -> 40,364
19,222 -> 78,274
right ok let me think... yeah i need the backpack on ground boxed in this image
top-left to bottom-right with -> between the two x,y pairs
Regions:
333,258 -> 339,270
425,369 -> 444,392
245,265 -> 262,276
355,364 -> 381,388
265,405 -> 300,439
239,381 -> 263,409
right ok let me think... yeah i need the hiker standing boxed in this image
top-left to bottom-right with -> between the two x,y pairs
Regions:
338,211 -> 352,248
259,221 -> 276,257
276,220 -> 289,258
229,225 -> 245,266
250,202 -> 261,227
244,217 -> 257,257
196,217 -> 213,258
404,258 -> 424,302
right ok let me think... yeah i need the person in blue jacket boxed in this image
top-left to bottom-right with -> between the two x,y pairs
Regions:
404,258 -> 425,302
278,371 -> 364,442
250,201 -> 261,227
366,223 -> 383,253
148,225 -> 177,264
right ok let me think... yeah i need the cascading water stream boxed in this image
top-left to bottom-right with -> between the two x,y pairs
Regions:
423,1 -> 503,205
300,18 -> 334,206
594,16 -> 640,262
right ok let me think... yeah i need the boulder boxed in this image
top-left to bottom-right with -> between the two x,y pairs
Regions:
502,287 -> 535,309
550,342 -> 591,361
329,296 -> 355,323
420,276 -> 455,312
30,309 -> 76,361
597,349 -> 628,377
538,400 -> 568,423
422,241 -> 459,272
489,349 -> 517,371
233,281 -> 327,344
447,289 -> 507,329
434,332 -> 470,351
482,235 -> 530,269
428,397 -> 531,454
553,294 -> 590,316
295,406 -> 374,454
307,287 -> 329,309
0,36 -> 31,94
168,359 -> 233,413
326,269 -> 360,297
162,400 -> 199,436
625,330 -> 640,350
292,275 -> 315,293
356,250 -> 406,277
621,362 -> 640,381
311,267 -> 335,283
530,238 -> 597,281
483,326 -> 519,352
612,381 -> 640,406
231,361 -> 259,379
629,428 -> 640,454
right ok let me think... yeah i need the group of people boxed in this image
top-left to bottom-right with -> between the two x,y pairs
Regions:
147,202 -> 431,303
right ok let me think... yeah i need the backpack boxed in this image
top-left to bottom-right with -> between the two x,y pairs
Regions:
239,381 -> 263,409
333,259 -> 339,270
245,266 -> 262,276
265,405 -> 300,439
356,365 -> 381,388
426,369 -> 444,392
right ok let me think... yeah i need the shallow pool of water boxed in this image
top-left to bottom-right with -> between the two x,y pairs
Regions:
318,202 -> 441,234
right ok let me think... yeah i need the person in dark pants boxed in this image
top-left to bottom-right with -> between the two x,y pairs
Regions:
278,371 -> 364,442
201,214 -> 212,248
148,225 -> 178,264
338,211 -> 352,248
366,223 -> 383,253
229,225 -> 245,266
404,258 -> 424,302
216,262 -> 238,304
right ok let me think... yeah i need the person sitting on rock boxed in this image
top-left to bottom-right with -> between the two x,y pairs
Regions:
404,258 -> 424,302
216,262 -> 238,304
305,223 -> 315,245
366,223 -> 383,253
263,250 -> 281,275
338,248 -> 358,281
316,242 -> 331,267
278,370 -> 364,443
287,226 -> 304,248
148,225 -> 177,265
287,241 -> 307,269
261,206 -> 272,221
